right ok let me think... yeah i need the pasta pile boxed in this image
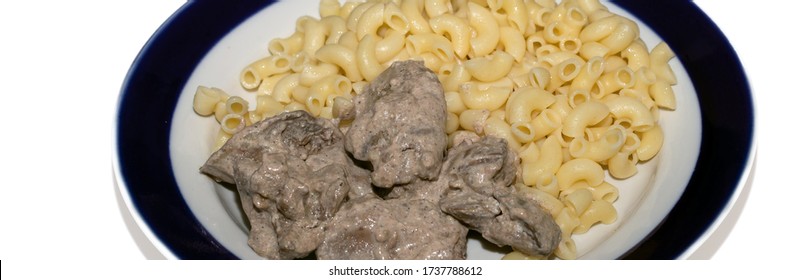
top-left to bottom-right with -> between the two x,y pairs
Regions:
192,0 -> 678,260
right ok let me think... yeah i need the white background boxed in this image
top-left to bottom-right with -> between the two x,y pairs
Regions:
0,0 -> 805,278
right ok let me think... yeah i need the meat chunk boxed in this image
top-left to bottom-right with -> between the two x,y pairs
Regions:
383,136 -> 561,257
317,197 -> 468,260
439,137 -> 562,257
344,60 -> 447,188
200,111 -> 373,259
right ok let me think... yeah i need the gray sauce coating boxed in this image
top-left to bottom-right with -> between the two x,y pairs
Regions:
201,61 -> 560,259
344,60 -> 447,188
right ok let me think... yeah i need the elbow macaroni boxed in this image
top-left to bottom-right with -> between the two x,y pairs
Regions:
193,0 -> 680,260
464,50 -> 514,82
429,13 -> 472,58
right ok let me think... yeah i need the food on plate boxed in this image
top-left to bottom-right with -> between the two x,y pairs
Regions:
342,60 -> 447,188
201,61 -> 561,259
192,0 -> 679,259
438,136 -> 561,256
317,196 -> 469,259
200,110 -> 373,259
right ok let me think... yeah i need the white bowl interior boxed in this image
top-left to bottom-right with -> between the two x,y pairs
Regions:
168,0 -> 701,260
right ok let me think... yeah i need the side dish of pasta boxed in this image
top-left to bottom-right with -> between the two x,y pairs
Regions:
192,0 -> 678,260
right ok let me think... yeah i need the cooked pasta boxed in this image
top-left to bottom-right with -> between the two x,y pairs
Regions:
429,13 -> 472,58
192,0 -> 679,260
192,86 -> 226,116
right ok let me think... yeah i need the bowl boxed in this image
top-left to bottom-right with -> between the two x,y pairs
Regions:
114,0 -> 755,260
